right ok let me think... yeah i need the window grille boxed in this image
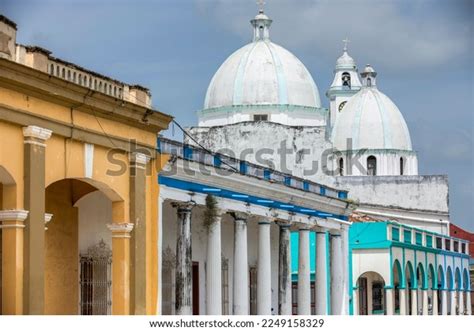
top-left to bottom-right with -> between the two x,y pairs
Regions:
222,256 -> 229,315
79,239 -> 112,315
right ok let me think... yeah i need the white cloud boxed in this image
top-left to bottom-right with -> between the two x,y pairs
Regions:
195,0 -> 471,71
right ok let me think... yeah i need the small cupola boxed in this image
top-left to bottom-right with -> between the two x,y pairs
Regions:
361,64 -> 377,87
251,8 -> 272,41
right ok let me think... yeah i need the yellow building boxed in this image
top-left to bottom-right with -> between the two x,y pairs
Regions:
0,15 -> 172,315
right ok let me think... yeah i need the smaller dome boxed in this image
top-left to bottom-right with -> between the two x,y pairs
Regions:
362,64 -> 375,73
331,77 -> 413,152
336,51 -> 356,70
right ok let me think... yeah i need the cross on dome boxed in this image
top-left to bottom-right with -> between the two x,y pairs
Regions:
342,38 -> 350,52
257,0 -> 266,13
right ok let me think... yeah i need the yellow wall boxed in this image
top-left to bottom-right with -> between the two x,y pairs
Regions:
44,180 -> 79,314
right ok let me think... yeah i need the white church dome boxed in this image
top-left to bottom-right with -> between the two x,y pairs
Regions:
331,65 -> 413,152
203,11 -> 321,111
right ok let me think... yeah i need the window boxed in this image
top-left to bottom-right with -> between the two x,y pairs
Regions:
367,77 -> 372,87
461,243 -> 466,254
67,70 -> 71,80
404,230 -> 412,244
416,232 -> 422,245
73,72 -> 76,82
50,64 -> 54,75
392,227 -> 400,242
62,68 -> 65,78
367,156 -> 377,176
453,241 -> 459,252
79,240 -> 112,315
426,235 -> 433,248
372,281 -> 384,313
253,114 -> 268,122
400,157 -> 404,175
338,157 -> 344,176
341,72 -> 351,89
445,239 -> 450,251
436,237 -> 442,249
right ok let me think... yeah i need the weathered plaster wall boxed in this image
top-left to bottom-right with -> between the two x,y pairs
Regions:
335,175 -> 449,213
187,122 -> 333,185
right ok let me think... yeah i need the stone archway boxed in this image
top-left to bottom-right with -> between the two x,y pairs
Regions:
44,178 -> 123,314
356,271 -> 386,315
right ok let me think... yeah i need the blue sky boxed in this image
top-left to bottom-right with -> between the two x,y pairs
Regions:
2,0 -> 473,230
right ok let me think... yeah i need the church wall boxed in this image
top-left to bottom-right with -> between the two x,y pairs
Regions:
335,175 -> 449,213
187,122 -> 333,185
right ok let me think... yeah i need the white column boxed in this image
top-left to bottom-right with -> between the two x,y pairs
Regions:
297,229 -> 311,315
173,202 -> 194,315
352,289 -> 359,315
399,288 -> 407,315
432,290 -> 438,315
450,290 -> 456,315
411,289 -> 418,315
257,220 -> 272,315
232,213 -> 249,315
315,231 -> 329,315
422,290 -> 429,315
330,234 -> 343,315
278,224 -> 292,315
386,288 -> 394,315
458,290 -> 464,315
466,291 -> 472,315
341,227 -> 350,315
441,289 -> 448,315
206,215 -> 222,315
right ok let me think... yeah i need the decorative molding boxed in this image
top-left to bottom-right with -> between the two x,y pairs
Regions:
107,222 -> 134,238
81,239 -> 112,261
0,209 -> 29,221
44,213 -> 53,224
22,125 -> 52,142
171,201 -> 196,212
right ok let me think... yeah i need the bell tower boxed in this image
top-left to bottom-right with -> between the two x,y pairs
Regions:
326,39 -> 361,129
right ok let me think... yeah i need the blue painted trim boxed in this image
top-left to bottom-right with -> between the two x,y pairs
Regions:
158,176 -> 346,220
239,161 -> 247,174
213,155 -> 222,167
263,169 -> 271,180
303,181 -> 309,191
389,246 -> 393,287
320,186 -> 326,196
284,176 -> 291,186
183,145 -> 193,159
338,191 -> 348,199
349,237 -> 354,315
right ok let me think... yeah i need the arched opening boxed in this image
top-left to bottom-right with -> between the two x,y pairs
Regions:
338,157 -> 344,176
44,178 -> 122,315
447,267 -> 454,314
367,77 -> 372,87
463,269 -> 469,314
356,271 -> 386,315
341,72 -> 351,89
437,266 -> 445,314
367,156 -> 377,176
416,263 -> 426,315
392,260 -> 403,314
405,262 -> 415,315
400,157 -> 404,175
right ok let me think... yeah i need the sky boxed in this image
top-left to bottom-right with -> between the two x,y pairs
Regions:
1,0 -> 473,231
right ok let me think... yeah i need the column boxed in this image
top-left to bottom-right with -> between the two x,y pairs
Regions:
352,288 -> 359,315
422,290 -> 429,315
399,288 -> 407,315
411,289 -> 418,315
340,227 -> 350,315
450,290 -> 456,315
206,213 -> 222,315
458,290 -> 464,315
466,290 -> 471,315
432,290 -> 438,315
440,289 -> 448,315
232,213 -> 249,315
129,152 -> 149,315
107,222 -> 134,315
330,234 -> 343,315
257,220 -> 272,315
297,228 -> 311,315
0,210 -> 28,314
22,125 -> 51,314
315,231 -> 329,315
278,223 -> 292,315
386,288 -> 394,315
173,202 -> 194,315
